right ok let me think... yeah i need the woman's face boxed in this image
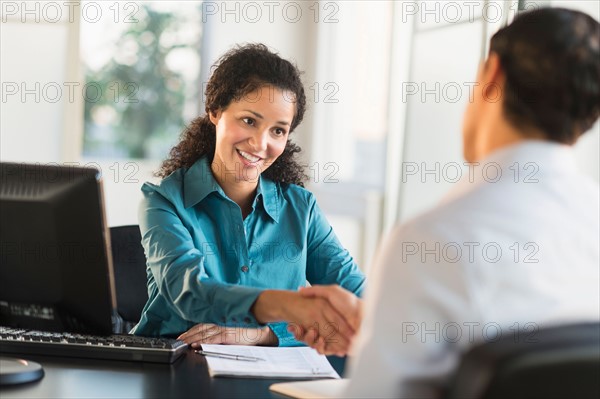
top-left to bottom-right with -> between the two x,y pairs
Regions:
210,85 -> 296,186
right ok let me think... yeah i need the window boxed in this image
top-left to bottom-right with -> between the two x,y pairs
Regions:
78,1 -> 203,226
80,1 -> 203,159
310,1 -> 393,268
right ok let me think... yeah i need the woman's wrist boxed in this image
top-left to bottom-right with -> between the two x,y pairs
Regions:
258,326 -> 278,346
252,290 -> 296,323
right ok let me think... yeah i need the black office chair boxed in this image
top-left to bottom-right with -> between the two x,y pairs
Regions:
446,322 -> 600,399
109,225 -> 149,333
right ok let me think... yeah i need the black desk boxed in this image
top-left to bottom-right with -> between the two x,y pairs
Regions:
0,349 -> 346,398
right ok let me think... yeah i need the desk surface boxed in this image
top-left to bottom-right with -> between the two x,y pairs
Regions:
0,349 -> 346,398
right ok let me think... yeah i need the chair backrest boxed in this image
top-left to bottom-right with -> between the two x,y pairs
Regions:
109,225 -> 149,332
446,322 -> 600,399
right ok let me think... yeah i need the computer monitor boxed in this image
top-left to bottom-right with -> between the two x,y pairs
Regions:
0,162 -> 118,335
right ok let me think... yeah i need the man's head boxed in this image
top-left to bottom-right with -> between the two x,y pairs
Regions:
462,8 -> 599,162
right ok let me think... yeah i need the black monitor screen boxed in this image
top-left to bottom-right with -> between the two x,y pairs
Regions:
0,162 -> 117,335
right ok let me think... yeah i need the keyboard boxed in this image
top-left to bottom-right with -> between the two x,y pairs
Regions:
0,327 -> 188,363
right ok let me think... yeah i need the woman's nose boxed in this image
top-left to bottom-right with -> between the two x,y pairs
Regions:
248,129 -> 268,152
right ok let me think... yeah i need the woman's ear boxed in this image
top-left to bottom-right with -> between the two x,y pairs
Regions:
209,109 -> 221,126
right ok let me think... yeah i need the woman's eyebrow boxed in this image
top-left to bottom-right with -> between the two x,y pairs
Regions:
243,110 -> 290,126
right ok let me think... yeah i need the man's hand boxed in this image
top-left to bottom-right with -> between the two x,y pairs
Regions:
299,285 -> 363,331
292,285 -> 363,356
177,324 -> 277,348
252,289 -> 359,356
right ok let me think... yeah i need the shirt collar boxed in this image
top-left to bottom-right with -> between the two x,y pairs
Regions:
183,158 -> 223,208
183,157 -> 282,223
482,140 -> 577,175
442,140 -> 578,203
255,175 -> 281,223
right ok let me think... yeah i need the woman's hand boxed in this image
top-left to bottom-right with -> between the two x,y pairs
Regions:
177,324 -> 277,348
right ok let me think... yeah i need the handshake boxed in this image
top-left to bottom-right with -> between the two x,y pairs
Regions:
178,285 -> 363,356
282,285 -> 363,356
251,285 -> 363,356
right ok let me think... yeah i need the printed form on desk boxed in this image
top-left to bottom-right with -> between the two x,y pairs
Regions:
199,344 -> 340,379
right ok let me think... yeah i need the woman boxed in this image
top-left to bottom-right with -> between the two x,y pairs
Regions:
131,44 -> 365,350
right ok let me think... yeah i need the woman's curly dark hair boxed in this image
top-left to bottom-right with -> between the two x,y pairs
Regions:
157,43 -> 308,186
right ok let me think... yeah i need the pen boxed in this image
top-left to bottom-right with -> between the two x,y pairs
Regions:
195,350 -> 265,362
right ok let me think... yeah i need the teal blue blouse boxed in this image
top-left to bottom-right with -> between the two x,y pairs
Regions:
131,158 -> 366,346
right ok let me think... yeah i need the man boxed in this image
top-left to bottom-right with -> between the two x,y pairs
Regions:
295,7 -> 599,398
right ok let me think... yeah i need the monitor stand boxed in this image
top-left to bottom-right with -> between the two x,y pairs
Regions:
0,357 -> 44,385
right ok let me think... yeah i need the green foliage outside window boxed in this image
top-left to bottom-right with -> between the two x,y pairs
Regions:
83,4 -> 201,159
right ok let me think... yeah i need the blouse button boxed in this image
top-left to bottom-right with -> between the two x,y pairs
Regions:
241,265 -> 249,273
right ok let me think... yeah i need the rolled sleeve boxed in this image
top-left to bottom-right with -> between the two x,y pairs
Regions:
269,322 -> 305,347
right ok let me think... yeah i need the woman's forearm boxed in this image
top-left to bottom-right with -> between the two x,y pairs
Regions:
251,290 -> 296,323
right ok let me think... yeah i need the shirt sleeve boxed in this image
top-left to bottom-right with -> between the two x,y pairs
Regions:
343,222 -> 474,398
305,196 -> 366,296
271,195 -> 367,347
267,322 -> 305,347
139,185 -> 265,328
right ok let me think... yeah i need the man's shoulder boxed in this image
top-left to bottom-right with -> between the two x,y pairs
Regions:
398,197 -> 477,240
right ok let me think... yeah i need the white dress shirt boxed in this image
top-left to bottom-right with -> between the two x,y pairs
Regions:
345,141 -> 600,398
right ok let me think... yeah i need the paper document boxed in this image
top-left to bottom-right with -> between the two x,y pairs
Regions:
200,344 -> 340,379
270,379 -> 349,399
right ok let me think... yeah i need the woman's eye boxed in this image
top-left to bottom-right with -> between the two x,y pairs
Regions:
274,128 -> 287,136
242,117 -> 255,126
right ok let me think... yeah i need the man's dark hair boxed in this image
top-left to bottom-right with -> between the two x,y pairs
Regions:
490,7 -> 599,144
